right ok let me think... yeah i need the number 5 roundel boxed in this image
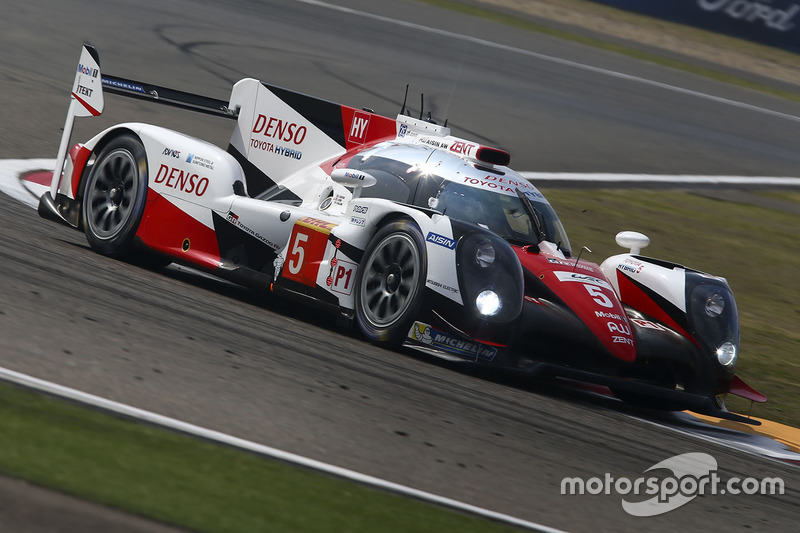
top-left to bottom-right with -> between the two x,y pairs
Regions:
282,217 -> 337,287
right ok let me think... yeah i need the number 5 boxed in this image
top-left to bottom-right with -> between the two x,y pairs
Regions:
288,232 -> 309,274
584,284 -> 613,308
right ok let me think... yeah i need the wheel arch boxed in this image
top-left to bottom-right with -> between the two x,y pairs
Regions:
75,126 -> 144,227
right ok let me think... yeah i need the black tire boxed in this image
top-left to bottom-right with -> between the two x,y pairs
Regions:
82,134 -> 148,258
355,220 -> 427,345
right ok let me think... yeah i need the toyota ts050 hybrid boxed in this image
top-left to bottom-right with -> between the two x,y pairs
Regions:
40,45 -> 766,423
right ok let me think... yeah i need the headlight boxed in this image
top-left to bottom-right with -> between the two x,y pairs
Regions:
476,241 -> 496,268
716,342 -> 737,367
705,293 -> 725,317
456,229 -> 523,322
476,290 -> 502,316
687,274 -> 740,372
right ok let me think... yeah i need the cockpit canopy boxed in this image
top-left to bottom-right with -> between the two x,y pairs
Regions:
347,143 -> 572,254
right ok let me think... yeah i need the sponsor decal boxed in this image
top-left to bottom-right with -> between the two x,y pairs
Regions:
348,111 -> 370,144
154,164 -> 209,196
524,295 -> 544,304
631,318 -> 668,331
352,204 -> 369,215
619,257 -> 644,274
342,170 -> 371,182
249,139 -> 303,160
296,217 -> 337,233
460,174 -> 539,195
546,257 -> 595,272
101,77 -> 146,94
186,153 -> 214,170
450,141 -> 477,156
163,148 -> 181,159
226,211 -> 280,250
333,194 -> 346,206
607,321 -> 632,336
398,123 -> 408,137
596,311 -> 623,321
613,335 -> 635,346
77,63 -> 99,78
74,84 -> 94,97
350,216 -> 366,227
420,138 -> 444,148
426,278 -> 459,294
554,271 -> 613,290
426,232 -> 457,250
408,322 -> 497,361
252,114 -> 307,144
698,0 -> 799,31
449,140 -> 476,157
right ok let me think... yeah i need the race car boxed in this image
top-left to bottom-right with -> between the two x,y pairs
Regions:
39,45 -> 766,423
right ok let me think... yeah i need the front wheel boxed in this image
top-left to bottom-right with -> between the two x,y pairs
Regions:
355,220 -> 427,345
82,134 -> 149,258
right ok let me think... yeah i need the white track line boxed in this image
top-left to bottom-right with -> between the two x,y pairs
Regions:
296,1 -> 800,124
0,366 -> 565,533
0,159 -> 55,208
520,173 -> 800,187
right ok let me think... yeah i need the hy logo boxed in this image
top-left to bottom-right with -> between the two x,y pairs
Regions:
348,111 -> 370,144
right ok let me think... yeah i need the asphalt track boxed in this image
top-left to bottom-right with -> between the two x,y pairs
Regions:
1,0 -> 800,531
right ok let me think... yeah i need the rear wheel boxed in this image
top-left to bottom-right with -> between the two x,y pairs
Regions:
355,220 -> 427,345
82,135 -> 149,258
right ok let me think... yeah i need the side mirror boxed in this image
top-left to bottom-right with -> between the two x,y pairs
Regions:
615,231 -> 650,255
330,168 -> 377,199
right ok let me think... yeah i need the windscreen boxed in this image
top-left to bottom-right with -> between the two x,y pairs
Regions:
420,179 -> 572,254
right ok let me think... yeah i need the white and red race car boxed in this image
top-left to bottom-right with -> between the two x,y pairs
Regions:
40,45 -> 766,422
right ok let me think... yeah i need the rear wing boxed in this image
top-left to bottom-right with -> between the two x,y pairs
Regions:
50,45 -> 237,196
50,44 -> 401,201
50,44 -> 510,205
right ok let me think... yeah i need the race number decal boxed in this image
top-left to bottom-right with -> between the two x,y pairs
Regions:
584,284 -> 614,308
330,259 -> 356,295
282,217 -> 336,286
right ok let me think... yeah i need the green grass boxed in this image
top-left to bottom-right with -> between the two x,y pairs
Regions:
541,188 -> 800,426
0,382 -> 519,532
421,0 -> 800,102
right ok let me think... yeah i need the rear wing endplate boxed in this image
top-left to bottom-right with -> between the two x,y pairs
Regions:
50,44 -> 237,198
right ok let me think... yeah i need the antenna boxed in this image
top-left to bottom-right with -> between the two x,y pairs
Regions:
419,93 -> 424,120
400,84 -> 409,115
573,246 -> 592,271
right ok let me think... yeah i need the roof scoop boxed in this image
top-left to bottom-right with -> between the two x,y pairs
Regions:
616,231 -> 650,255
475,146 -> 510,166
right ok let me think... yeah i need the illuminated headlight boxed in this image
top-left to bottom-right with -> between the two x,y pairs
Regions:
476,290 -> 502,316
475,241 -> 496,268
705,293 -> 725,317
716,342 -> 737,367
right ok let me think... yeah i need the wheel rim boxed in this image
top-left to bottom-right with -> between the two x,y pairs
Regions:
85,148 -> 139,239
360,232 -> 421,328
